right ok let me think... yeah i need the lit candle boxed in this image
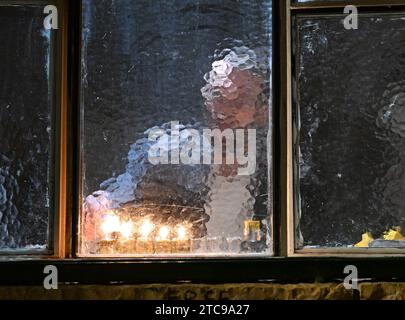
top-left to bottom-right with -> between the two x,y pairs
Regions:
136,219 -> 155,254
139,219 -> 154,239
117,221 -> 135,254
173,225 -> 191,253
100,214 -> 120,239
155,225 -> 172,254
98,213 -> 120,254
157,226 -> 170,240
176,225 -> 187,240
120,221 -> 133,240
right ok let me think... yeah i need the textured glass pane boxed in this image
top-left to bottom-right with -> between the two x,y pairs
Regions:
0,6 -> 53,251
80,0 -> 272,256
294,13 -> 405,249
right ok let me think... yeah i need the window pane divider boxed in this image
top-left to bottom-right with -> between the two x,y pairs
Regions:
278,0 -> 295,257
54,0 -> 69,259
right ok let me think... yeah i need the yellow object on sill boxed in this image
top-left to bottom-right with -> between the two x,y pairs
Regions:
383,227 -> 405,241
243,220 -> 261,241
354,232 -> 374,247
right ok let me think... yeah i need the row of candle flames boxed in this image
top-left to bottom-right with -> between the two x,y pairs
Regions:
97,212 -> 193,254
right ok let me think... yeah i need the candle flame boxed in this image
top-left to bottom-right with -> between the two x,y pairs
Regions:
176,225 -> 188,240
158,226 -> 170,240
139,220 -> 154,239
100,215 -> 120,235
120,221 -> 133,239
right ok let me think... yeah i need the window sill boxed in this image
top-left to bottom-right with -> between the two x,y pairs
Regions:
1,257 -> 405,285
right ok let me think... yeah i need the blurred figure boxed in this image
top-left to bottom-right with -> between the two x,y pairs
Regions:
201,46 -> 269,240
82,45 -> 270,253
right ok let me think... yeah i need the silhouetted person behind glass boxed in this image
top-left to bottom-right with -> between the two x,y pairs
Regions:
201,46 -> 269,241
82,45 -> 269,253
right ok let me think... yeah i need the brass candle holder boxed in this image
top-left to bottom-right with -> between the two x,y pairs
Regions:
173,239 -> 191,253
117,239 -> 136,254
136,237 -> 155,254
98,232 -> 120,254
98,239 -> 117,254
155,239 -> 172,254
95,211 -> 197,255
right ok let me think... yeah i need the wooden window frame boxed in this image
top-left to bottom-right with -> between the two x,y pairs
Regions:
71,0 -> 276,260
281,0 -> 405,256
2,0 -> 405,285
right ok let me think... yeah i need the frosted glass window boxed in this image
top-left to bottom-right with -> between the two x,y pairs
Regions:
79,0 -> 273,256
294,13 -> 405,249
0,5 -> 54,252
